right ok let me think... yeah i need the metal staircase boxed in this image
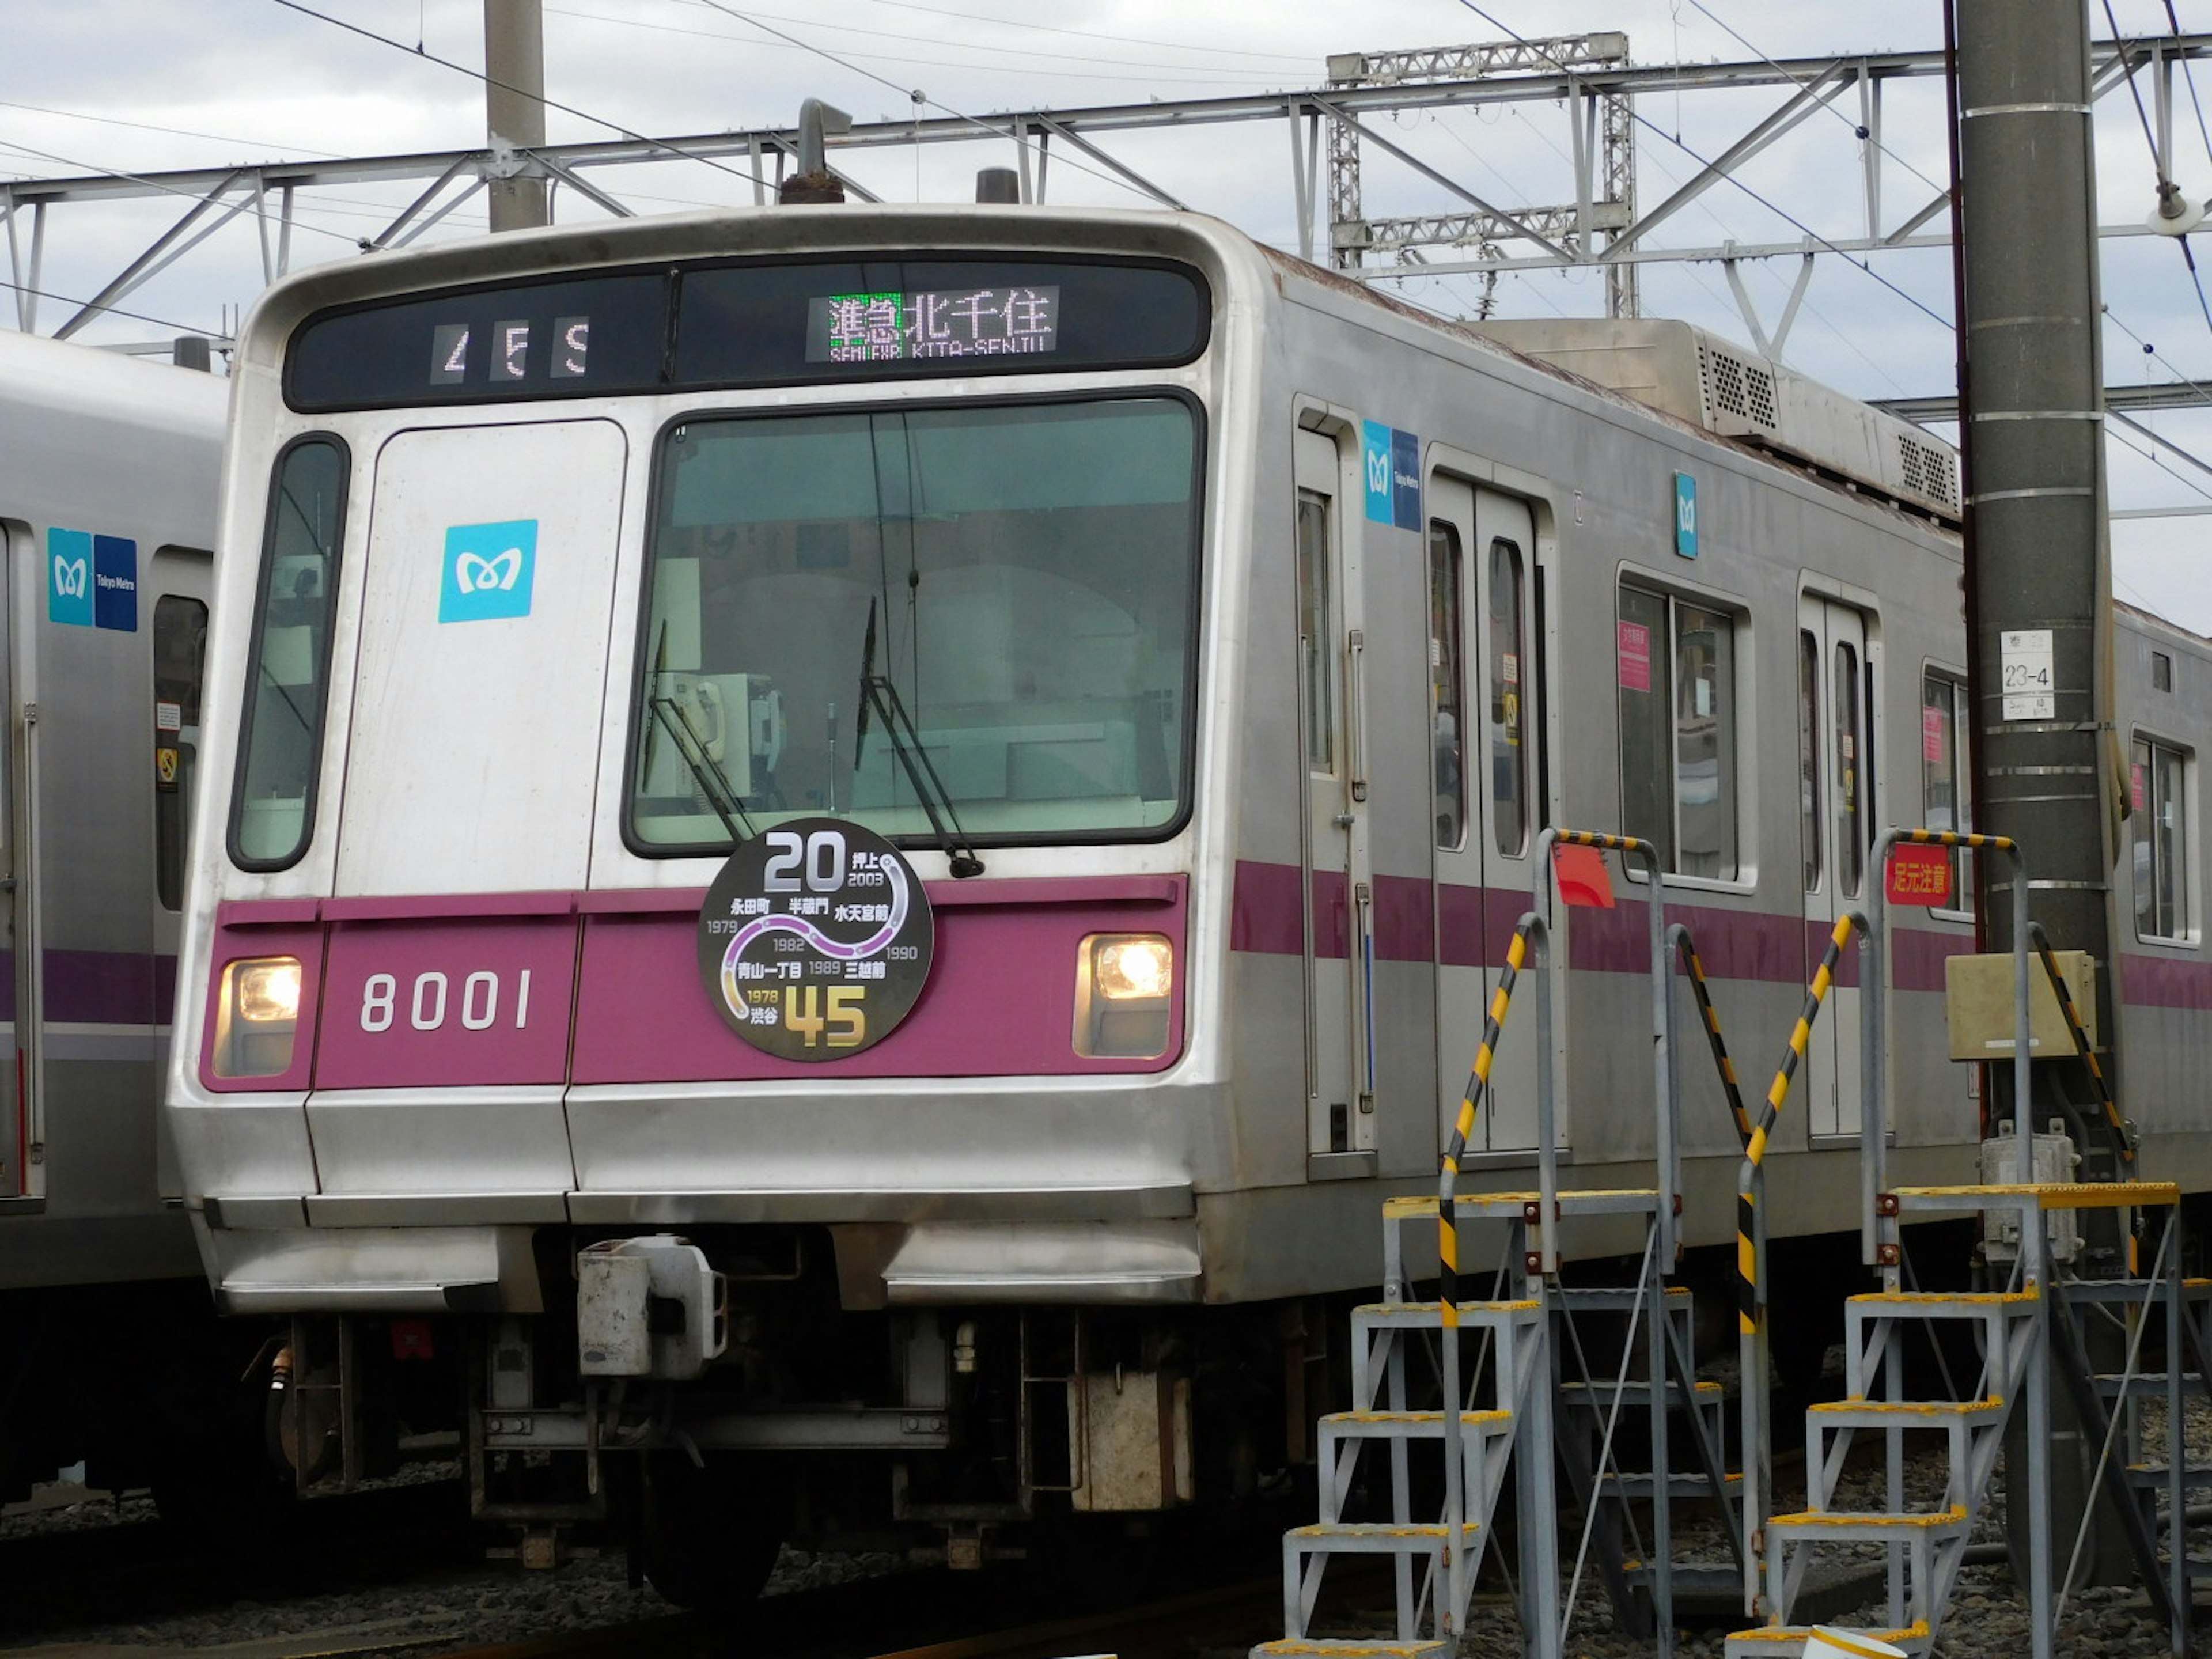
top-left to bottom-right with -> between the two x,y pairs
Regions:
1727,829 -> 2199,1659
1256,830 -> 1744,1659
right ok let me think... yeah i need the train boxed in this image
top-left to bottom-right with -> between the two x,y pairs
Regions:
160,196 -> 2209,1596
0,327 -> 280,1518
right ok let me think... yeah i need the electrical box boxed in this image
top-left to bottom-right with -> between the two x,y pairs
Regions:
1943,949 -> 2097,1062
1978,1119 -> 2082,1263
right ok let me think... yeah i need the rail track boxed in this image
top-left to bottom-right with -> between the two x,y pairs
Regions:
449,1573 -> 1302,1659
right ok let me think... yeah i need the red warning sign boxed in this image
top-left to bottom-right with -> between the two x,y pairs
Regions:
1885,842 -> 1953,908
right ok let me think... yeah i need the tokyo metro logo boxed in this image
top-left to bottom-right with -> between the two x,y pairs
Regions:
47,528 -> 135,631
438,519 -> 536,623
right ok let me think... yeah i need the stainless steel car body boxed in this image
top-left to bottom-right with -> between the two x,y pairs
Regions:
165,203 -> 2203,1329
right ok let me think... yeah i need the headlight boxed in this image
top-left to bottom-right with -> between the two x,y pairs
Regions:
1094,936 -> 1172,1001
213,956 -> 302,1079
235,960 -> 302,1022
1074,934 -> 1173,1059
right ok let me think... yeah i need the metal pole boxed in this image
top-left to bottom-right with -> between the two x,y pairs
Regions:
1955,0 -> 2125,1593
484,0 -> 548,231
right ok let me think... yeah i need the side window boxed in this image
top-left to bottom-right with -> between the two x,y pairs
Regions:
153,594 -> 208,910
1488,538 -> 1528,856
1427,522 -> 1465,849
1800,631 -> 1822,891
1922,672 -> 1972,907
1833,638 -> 1863,897
2133,735 -> 2192,941
1297,491 -> 1334,773
229,437 -> 348,870
1616,581 -> 1741,880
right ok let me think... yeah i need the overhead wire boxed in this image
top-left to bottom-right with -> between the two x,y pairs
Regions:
1449,1 -> 1953,333
0,278 -> 221,339
2100,1 -> 2212,343
0,98 -> 342,160
822,0 -> 1312,63
548,4 -> 1290,89
1678,0 -> 1951,201
268,0 -> 777,192
685,0 -> 1166,205
0,134 -> 365,252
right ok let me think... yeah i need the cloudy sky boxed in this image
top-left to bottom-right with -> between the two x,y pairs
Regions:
8,0 -> 2212,623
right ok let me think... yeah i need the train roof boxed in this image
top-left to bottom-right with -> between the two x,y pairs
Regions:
233,201 -> 1957,527
0,328 -> 227,440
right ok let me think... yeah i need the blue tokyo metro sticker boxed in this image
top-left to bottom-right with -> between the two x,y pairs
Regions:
1361,422 -> 1422,529
47,528 -> 136,631
438,519 -> 537,623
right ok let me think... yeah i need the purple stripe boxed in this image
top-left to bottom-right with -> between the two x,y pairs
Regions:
44,948 -> 159,1025
1230,859 -> 1304,955
1312,870 -> 1350,960
1437,882 -> 1486,967
2119,950 -> 2212,1009
1229,860 -> 1976,992
1373,873 -> 1435,963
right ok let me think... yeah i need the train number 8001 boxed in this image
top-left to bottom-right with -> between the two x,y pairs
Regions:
360,969 -> 534,1033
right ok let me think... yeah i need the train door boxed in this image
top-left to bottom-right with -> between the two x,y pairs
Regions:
1800,594 -> 1874,1138
0,520 -> 20,1201
1427,480 -> 1542,1152
1294,428 -> 1374,1156
150,563 -> 210,1199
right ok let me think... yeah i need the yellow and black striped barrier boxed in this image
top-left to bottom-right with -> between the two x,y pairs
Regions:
1895,827 -> 2017,854
1673,927 -> 1749,1151
1438,918 -> 1535,1329
2023,921 -> 2130,1166
1737,913 -> 1863,1335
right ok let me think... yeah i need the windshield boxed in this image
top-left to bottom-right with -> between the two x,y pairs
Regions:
628,395 -> 1199,853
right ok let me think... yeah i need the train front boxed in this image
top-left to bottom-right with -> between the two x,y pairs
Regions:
166,206 -> 1267,1581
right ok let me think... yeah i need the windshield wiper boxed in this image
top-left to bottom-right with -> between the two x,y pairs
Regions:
853,599 -> 984,878
644,622 -> 755,844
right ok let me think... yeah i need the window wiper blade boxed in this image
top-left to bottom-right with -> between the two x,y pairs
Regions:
649,690 -> 756,844
852,598 -> 984,879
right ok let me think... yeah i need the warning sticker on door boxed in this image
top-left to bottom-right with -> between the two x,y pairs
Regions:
1617,620 -> 1652,692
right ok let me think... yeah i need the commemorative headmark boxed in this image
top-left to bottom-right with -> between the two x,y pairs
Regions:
696,818 -> 934,1060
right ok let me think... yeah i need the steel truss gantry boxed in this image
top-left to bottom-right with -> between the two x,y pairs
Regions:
5,32 -> 2210,350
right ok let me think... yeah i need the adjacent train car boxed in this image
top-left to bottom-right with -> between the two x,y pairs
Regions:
162,202 -> 2200,1592
0,328 -> 257,1510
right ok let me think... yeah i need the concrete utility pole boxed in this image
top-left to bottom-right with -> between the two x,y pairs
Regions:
484,0 -> 548,232
1952,0 -> 2126,1584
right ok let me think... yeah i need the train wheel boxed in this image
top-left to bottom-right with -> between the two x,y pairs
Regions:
634,1451 -> 787,1609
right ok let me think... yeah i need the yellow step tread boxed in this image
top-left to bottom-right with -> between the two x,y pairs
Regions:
1891,1181 -> 2179,1209
1727,1622 -> 1929,1648
1850,1289 -> 2038,1305
1766,1505 -> 1967,1530
1382,1188 -> 1661,1217
1809,1396 -> 2005,1417
1357,1299 -> 1543,1315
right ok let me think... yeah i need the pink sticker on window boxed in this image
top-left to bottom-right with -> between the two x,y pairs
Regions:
1617,621 -> 1652,692
2133,763 -> 2147,813
1922,705 -> 1947,764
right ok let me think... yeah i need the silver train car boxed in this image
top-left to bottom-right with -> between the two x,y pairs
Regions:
0,328 -> 252,1509
164,203 -> 2210,1590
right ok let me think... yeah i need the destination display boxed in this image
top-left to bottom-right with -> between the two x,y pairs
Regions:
806,286 -> 1060,363
287,256 -> 1206,411
695,819 -> 934,1062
